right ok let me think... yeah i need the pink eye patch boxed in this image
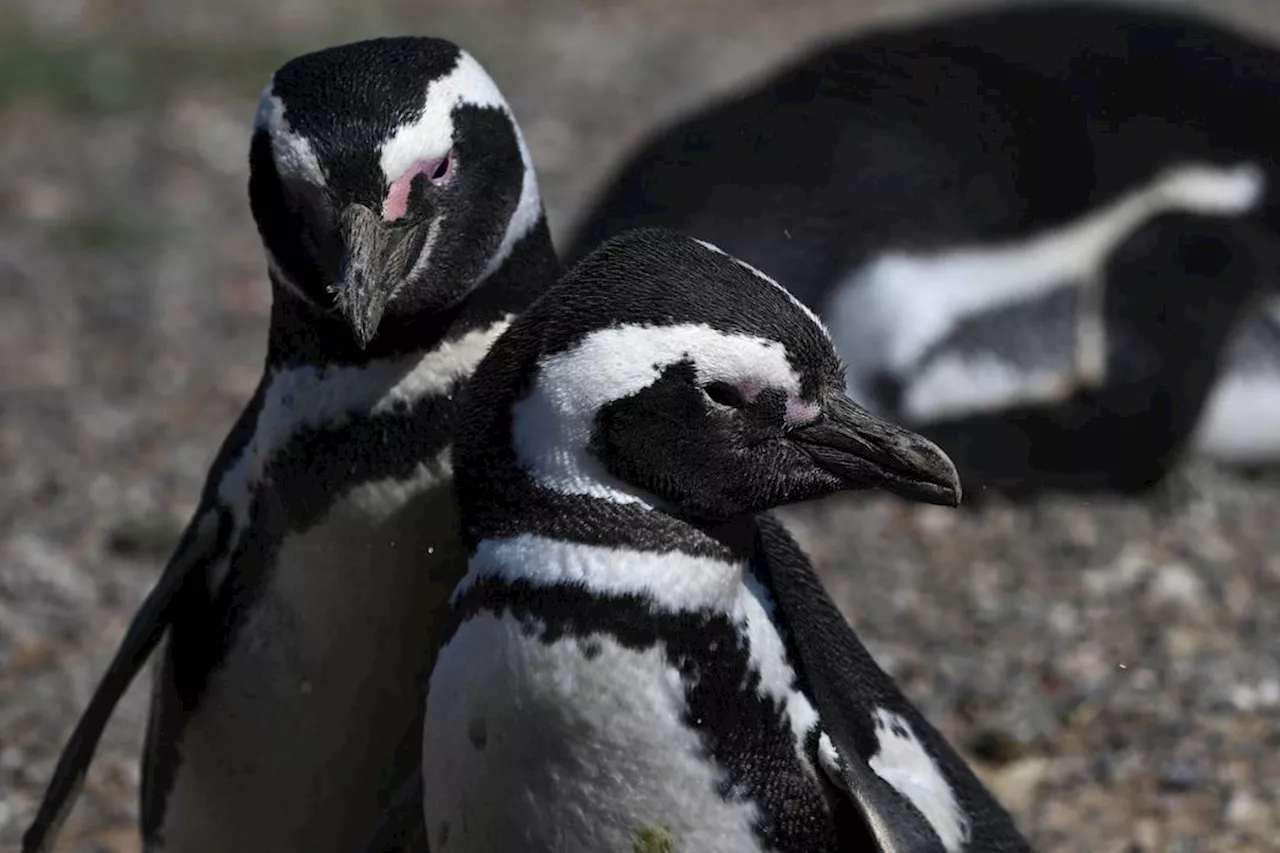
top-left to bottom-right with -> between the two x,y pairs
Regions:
382,152 -> 452,221
784,397 -> 821,426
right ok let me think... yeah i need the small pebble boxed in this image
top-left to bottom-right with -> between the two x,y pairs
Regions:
1147,562 -> 1206,608
1158,764 -> 1202,793
1225,790 -> 1262,827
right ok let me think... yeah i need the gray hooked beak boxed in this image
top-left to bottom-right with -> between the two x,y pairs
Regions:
792,392 -> 962,506
335,204 -> 431,348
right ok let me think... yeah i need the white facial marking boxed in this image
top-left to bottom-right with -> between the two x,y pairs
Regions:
512,323 -> 804,504
209,317 -> 512,592
377,49 -> 543,280
254,84 -> 325,186
424,614 -> 766,853
828,161 -> 1265,401
480,122 -> 543,283
379,51 -> 507,185
868,708 -> 970,853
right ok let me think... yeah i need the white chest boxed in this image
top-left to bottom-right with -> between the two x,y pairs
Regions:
422,610 -> 768,853
157,458 -> 467,853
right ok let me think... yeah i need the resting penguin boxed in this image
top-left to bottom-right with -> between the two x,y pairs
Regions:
395,229 -> 1033,852
23,37 -> 556,853
909,212 -> 1280,496
564,1 -> 1280,496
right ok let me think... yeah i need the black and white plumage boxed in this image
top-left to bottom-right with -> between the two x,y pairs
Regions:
906,212 -> 1280,495
24,37 -> 557,853
565,1 -> 1280,495
408,229 -> 1030,852
1193,293 -> 1280,466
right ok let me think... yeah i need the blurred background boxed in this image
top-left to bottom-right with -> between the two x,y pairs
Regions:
2,0 -> 1279,850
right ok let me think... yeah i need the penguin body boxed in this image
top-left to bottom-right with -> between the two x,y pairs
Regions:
1194,295 -> 1280,465
24,37 -> 556,853
411,229 -> 1031,852
565,1 -> 1280,494
906,213 -> 1280,495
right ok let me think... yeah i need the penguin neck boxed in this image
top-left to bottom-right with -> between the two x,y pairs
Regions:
457,411 -> 764,561
458,499 -> 760,615
262,214 -> 559,371
454,409 -> 764,601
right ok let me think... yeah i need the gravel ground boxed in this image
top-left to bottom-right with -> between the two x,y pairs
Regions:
3,1 -> 1280,851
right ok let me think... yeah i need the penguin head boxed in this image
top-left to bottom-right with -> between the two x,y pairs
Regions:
463,228 -> 961,525
249,37 -> 539,348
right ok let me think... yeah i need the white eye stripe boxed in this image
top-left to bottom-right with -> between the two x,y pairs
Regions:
255,85 -> 326,186
378,50 -> 514,185
512,323 -> 805,504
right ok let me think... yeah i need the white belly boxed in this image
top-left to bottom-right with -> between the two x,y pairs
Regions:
1192,299 -> 1280,465
156,461 -> 465,853
422,610 -> 765,853
1192,369 -> 1280,464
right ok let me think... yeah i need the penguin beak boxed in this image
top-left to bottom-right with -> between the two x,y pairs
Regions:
336,205 -> 431,348
791,392 -> 962,506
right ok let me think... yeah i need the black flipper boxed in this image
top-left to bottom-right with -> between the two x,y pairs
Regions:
752,515 -> 1033,853
363,766 -> 430,853
818,727 -> 947,853
21,509 -> 227,853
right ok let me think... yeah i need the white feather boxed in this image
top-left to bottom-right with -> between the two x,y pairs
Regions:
430,534 -> 825,852
828,160 -> 1265,405
511,323 -> 804,504
455,534 -> 743,613
209,316 -> 511,592
377,49 -> 543,283
378,50 -> 510,183
867,709 -> 970,853
423,613 -> 769,853
254,84 -> 325,185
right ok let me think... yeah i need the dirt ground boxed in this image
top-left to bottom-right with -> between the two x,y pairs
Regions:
2,0 -> 1279,851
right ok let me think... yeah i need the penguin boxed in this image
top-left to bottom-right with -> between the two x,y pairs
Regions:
903,212 -> 1280,496
406,228 -> 1032,852
563,1 -> 1280,496
1193,293 -> 1280,467
23,37 -> 557,853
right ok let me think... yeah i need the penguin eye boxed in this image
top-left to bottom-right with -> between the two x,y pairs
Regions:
430,151 -> 453,183
703,381 -> 748,409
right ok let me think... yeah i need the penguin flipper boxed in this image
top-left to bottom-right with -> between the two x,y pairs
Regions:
363,766 -> 429,853
751,515 -> 1031,853
897,281 -> 1085,425
817,729 -> 947,853
21,509 -> 225,853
